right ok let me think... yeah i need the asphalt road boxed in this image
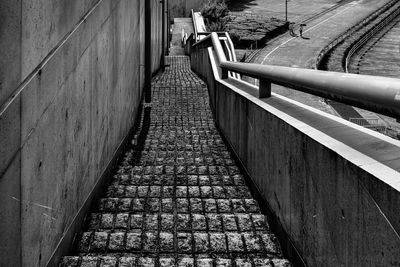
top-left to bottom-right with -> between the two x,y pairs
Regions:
229,0 -> 346,22
246,0 -> 392,115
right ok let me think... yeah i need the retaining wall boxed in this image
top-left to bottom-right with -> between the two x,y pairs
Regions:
190,43 -> 400,266
0,0 -> 164,266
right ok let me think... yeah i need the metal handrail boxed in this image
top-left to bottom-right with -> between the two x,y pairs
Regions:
191,9 -> 199,41
224,33 -> 241,79
194,32 -> 400,119
345,7 -> 400,73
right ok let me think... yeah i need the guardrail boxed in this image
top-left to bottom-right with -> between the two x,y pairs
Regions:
191,9 -> 199,41
194,32 -> 400,119
345,6 -> 400,72
191,10 -> 208,41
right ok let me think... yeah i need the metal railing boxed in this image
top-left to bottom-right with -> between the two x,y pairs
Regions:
191,9 -> 199,41
191,10 -> 207,41
194,32 -> 400,119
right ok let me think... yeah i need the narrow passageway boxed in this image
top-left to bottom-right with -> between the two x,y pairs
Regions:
60,56 -> 291,267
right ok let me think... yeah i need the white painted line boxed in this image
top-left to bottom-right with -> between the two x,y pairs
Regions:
261,1 -> 359,64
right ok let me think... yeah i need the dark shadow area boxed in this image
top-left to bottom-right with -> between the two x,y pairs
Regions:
133,106 -> 152,159
301,36 -> 310,40
70,104 -> 151,252
216,122 -> 307,267
226,0 -> 257,11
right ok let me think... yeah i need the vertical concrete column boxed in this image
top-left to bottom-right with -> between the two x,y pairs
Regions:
259,79 -> 271,98
166,0 -> 171,56
145,0 -> 152,103
161,0 -> 166,70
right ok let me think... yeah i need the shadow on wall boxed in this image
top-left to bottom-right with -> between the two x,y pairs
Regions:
226,0 -> 257,11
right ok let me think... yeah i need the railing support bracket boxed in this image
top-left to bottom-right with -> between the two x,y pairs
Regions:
221,68 -> 229,79
259,79 -> 271,98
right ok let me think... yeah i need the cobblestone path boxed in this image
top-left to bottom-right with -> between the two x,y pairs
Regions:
60,56 -> 291,267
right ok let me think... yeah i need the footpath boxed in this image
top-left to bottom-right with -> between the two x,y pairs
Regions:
59,56 -> 292,267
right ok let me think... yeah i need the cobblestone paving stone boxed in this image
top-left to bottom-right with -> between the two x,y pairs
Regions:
60,56 -> 291,267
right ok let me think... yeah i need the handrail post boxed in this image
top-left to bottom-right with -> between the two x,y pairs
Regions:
221,67 -> 229,79
259,79 -> 271,98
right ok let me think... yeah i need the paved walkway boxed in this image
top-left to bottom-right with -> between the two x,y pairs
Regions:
60,56 -> 291,267
170,18 -> 194,56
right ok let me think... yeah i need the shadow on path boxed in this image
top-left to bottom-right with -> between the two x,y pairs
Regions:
227,0 -> 257,11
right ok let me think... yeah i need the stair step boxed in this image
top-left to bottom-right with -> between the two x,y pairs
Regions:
94,197 -> 261,213
109,172 -> 245,186
86,213 -> 269,232
60,255 -> 292,267
105,184 -> 251,198
174,18 -> 193,23
170,49 -> 186,56
76,230 -> 282,255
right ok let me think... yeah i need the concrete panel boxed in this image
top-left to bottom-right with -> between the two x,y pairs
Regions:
20,0 -> 98,79
0,152 -> 21,266
20,0 -> 111,142
0,97 -> 21,266
0,97 -> 21,177
0,0 -> 21,107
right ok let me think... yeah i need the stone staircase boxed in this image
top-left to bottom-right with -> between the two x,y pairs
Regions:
170,18 -> 194,56
59,56 -> 291,267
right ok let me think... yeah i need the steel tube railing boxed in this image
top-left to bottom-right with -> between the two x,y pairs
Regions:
191,9 -> 199,41
194,32 -> 400,119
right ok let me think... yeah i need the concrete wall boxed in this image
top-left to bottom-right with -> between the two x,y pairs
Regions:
151,0 -> 165,74
0,0 -> 165,266
190,45 -> 400,266
169,0 -> 209,20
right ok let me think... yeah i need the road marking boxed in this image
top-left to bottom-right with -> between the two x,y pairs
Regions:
261,1 -> 359,64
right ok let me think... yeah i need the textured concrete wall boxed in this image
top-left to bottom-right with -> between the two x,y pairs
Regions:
190,45 -> 400,266
0,0 -> 164,266
214,83 -> 400,266
169,0 -> 208,20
